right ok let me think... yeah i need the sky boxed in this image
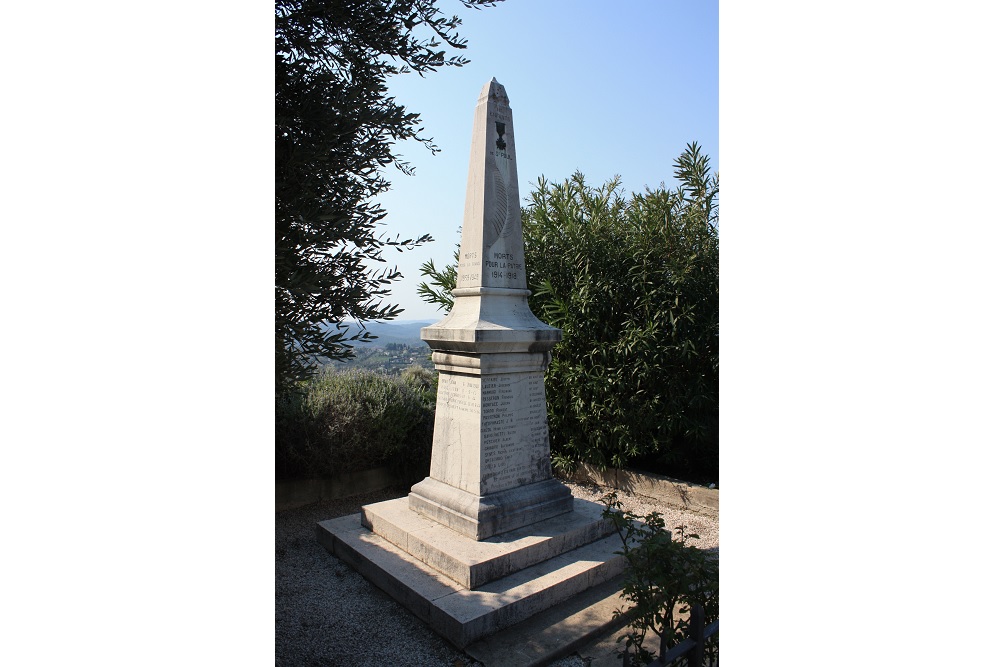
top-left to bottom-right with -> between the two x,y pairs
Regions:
374,0 -> 719,321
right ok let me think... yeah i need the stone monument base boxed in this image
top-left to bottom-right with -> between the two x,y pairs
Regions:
408,476 -> 574,541
317,497 -> 623,648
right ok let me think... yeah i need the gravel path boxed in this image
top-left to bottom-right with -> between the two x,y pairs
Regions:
275,480 -> 718,666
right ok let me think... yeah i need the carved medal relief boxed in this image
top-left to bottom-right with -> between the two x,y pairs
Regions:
485,108 -> 515,250
480,104 -> 526,290
456,102 -> 522,290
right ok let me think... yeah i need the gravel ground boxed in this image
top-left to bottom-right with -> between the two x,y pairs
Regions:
275,479 -> 718,666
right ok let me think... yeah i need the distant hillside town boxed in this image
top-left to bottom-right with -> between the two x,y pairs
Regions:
323,320 -> 435,375
329,342 -> 433,375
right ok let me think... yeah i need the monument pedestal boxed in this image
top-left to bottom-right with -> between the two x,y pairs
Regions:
407,336 -> 574,540
409,477 -> 573,541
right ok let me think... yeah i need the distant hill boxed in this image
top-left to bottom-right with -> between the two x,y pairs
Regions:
324,319 -> 436,349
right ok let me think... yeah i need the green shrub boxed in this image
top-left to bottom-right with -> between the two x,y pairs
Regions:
400,364 -> 437,400
603,492 -> 719,665
526,151 -> 718,480
418,143 -> 719,481
275,368 -> 435,483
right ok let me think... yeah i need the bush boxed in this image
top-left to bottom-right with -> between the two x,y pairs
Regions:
603,492 -> 719,665
275,368 -> 435,483
400,364 -> 437,399
417,143 -> 719,481
527,145 -> 718,481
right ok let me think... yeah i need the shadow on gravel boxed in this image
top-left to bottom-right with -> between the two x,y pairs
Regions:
275,481 -> 712,667
275,486 -> 485,667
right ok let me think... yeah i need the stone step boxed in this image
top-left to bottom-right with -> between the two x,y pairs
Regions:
318,513 -> 626,648
463,574 -> 634,667
362,496 -> 615,588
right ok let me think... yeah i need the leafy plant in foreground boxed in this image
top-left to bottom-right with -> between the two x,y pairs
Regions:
603,492 -> 719,665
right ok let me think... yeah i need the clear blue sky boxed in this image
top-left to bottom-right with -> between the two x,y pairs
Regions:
375,0 -> 719,321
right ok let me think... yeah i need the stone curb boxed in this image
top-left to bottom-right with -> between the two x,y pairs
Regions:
277,464 -> 719,516
275,467 -> 401,512
568,464 -> 718,518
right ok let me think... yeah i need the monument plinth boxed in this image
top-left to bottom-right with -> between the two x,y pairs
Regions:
410,78 -> 573,540
318,79 -> 623,649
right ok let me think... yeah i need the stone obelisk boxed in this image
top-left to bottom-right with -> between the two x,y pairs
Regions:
410,78 -> 573,540
317,80 -> 622,650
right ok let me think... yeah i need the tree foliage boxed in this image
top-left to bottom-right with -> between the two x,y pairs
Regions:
530,143 -> 719,479
275,0 -> 499,394
416,247 -> 458,311
418,143 -> 719,479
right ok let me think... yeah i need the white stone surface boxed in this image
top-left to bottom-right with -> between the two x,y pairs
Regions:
420,78 -> 560,353
413,78 -> 571,540
458,78 -> 526,292
316,80 -> 625,651
363,496 -> 614,588
426,370 -> 551,496
409,476 -> 573,540
318,512 -> 626,648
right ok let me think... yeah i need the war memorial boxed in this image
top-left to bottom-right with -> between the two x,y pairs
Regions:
317,79 -> 625,648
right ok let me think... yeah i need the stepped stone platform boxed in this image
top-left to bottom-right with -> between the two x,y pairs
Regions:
317,497 -> 624,648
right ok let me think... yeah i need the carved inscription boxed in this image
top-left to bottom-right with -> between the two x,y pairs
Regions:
527,374 -> 547,442
479,371 -> 550,494
487,107 -> 512,161
487,107 -> 511,121
428,372 -> 482,492
485,251 -> 523,282
480,375 -> 511,480
438,373 -> 480,415
458,250 -> 480,286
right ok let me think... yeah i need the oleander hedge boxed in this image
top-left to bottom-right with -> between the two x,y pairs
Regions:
418,143 -> 719,483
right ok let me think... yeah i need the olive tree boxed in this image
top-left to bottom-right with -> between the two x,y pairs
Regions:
276,0 -> 500,394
